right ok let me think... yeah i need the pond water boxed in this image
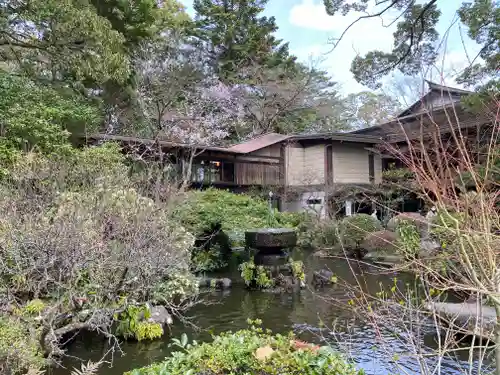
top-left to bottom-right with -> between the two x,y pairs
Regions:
49,251 -> 491,375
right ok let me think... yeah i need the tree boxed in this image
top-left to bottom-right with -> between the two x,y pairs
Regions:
88,0 -> 191,133
323,0 -> 499,92
192,0 -> 296,83
237,63 -> 348,137
134,36 -> 244,145
90,0 -> 190,48
342,91 -> 401,129
0,71 -> 101,156
0,0 -> 129,84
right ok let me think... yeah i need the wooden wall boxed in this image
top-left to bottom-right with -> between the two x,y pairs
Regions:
235,162 -> 282,185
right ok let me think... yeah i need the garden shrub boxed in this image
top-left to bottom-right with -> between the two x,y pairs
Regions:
297,216 -> 340,250
176,188 -> 296,235
176,189 -> 303,271
0,316 -> 45,374
0,146 -> 198,354
115,305 -> 164,342
239,259 -> 274,288
126,324 -> 364,375
340,214 -> 382,249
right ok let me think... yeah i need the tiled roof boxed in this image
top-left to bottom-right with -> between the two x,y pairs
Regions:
227,133 -> 291,153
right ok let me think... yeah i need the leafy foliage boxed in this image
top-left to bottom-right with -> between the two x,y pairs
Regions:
23,299 -> 46,316
177,189 -> 302,272
0,316 -> 45,374
239,259 -> 274,288
297,216 -> 340,250
177,188 -> 297,235
382,168 -> 415,183
395,220 -> 421,259
126,325 -> 364,375
289,260 -> 306,282
115,304 -> 164,341
342,91 -> 400,129
240,259 -> 257,286
0,0 -> 129,84
0,72 -> 101,155
340,214 -> 383,249
90,0 -> 190,48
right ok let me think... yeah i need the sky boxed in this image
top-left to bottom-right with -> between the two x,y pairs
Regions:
179,0 -> 481,96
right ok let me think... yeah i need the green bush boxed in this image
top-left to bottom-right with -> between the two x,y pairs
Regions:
239,259 -> 274,288
176,188 -> 297,235
0,316 -> 45,374
176,189 -> 303,272
340,214 -> 382,249
126,325 -> 364,375
297,216 -> 340,250
395,220 -> 421,259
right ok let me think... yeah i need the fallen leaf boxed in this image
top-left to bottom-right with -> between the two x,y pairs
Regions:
291,339 -> 320,352
254,345 -> 274,361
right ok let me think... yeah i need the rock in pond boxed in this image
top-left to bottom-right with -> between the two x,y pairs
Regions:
312,269 -> 335,286
198,277 -> 232,289
148,306 -> 173,326
312,250 -> 331,258
425,302 -> 496,341
245,228 -> 297,252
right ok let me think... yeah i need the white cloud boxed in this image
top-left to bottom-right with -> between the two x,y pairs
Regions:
288,0 -> 483,94
289,0 -> 396,93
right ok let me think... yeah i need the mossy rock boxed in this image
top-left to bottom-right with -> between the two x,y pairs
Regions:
361,230 -> 398,253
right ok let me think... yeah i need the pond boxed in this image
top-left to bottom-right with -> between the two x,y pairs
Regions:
49,251 -> 490,375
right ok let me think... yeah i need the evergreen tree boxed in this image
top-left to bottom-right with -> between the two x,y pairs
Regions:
192,0 -> 295,83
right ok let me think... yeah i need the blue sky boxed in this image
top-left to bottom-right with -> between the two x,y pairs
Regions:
179,0 -> 480,96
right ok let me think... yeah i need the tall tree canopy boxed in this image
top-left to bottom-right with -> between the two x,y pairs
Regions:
0,0 -> 189,84
192,0 -> 295,83
0,0 -> 190,153
323,0 -> 499,92
342,91 -> 401,129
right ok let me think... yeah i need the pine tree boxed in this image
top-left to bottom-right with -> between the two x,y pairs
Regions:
192,0 -> 295,83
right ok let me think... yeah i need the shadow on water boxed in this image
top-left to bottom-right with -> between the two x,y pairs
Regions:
50,250 -> 492,375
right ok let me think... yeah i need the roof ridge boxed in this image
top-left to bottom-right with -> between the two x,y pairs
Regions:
425,80 -> 473,94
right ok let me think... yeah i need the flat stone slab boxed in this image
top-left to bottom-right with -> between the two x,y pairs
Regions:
425,302 -> 496,340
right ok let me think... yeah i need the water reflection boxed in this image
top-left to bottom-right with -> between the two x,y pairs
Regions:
51,253 -> 492,375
